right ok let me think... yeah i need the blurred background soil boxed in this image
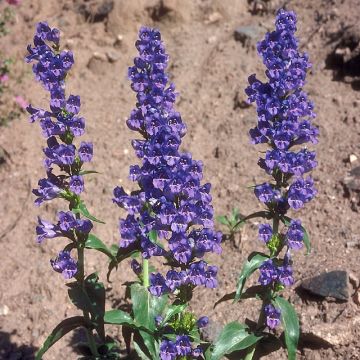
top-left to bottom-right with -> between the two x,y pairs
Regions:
0,0 -> 360,359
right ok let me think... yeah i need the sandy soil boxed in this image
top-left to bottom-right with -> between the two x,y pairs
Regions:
0,0 -> 360,359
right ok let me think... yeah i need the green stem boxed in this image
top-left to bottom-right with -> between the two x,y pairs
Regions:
143,258 -> 149,288
77,243 -> 99,357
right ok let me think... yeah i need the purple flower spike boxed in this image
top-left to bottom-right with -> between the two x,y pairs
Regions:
26,22 -> 95,283
114,26 -> 222,295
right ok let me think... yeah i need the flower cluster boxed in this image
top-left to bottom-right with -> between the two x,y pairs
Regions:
245,9 -> 318,329
246,9 -> 318,212
113,27 -> 222,296
157,314 -> 208,360
26,22 -> 93,278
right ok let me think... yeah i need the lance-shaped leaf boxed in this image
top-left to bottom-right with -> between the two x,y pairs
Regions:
73,200 -> 105,224
35,316 -> 87,360
209,321 -> 262,360
67,274 -> 105,339
234,252 -> 269,302
104,309 -> 136,326
107,245 -> 140,282
131,283 -> 167,360
85,234 -> 116,262
233,210 -> 272,229
78,170 -> 100,176
161,303 -> 187,325
273,296 -> 300,360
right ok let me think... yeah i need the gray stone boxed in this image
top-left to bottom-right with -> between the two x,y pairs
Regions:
343,166 -> 360,191
78,0 -> 114,23
301,270 -> 349,301
106,50 -> 120,63
234,26 -> 262,47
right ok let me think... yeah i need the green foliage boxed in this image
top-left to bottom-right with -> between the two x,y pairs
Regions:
67,273 -> 106,339
273,296 -> 300,360
130,283 -> 167,359
73,200 -> 105,224
85,234 -> 116,262
217,208 -> 244,241
234,252 -> 269,302
35,316 -> 87,360
206,322 -> 262,360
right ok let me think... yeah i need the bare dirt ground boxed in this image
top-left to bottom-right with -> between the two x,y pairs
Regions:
0,0 -> 360,359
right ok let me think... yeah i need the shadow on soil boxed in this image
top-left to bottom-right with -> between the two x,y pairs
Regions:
0,330 -> 37,360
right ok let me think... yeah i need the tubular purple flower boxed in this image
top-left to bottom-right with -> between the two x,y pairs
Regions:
244,9 -> 318,329
50,250 -> 77,279
114,26 -> 222,296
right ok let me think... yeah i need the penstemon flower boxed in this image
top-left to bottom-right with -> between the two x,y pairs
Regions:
112,26 -> 222,360
226,9 -> 318,360
113,26 -> 222,297
26,22 -> 116,359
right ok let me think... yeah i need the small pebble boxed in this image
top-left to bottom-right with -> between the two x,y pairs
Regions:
0,304 -> 9,316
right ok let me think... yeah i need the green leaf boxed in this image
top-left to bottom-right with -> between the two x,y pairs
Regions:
273,296 -> 299,360
131,283 -> 167,360
67,283 -> 94,315
78,170 -> 100,176
234,252 -> 269,302
214,286 -> 267,308
104,309 -> 135,326
67,274 -> 106,339
84,273 -> 106,340
233,210 -> 271,229
161,304 -> 187,325
131,283 -> 168,331
73,201 -> 105,224
133,331 -> 153,360
35,316 -> 86,360
107,247 -> 140,282
85,234 -> 116,262
216,215 -> 230,226
210,322 -> 262,360
281,216 -> 311,254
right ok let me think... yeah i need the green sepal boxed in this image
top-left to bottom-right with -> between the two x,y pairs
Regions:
208,322 -> 262,360
35,316 -> 87,360
272,296 -> 300,360
72,200 -> 105,224
85,234 -> 116,262
234,252 -> 269,302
